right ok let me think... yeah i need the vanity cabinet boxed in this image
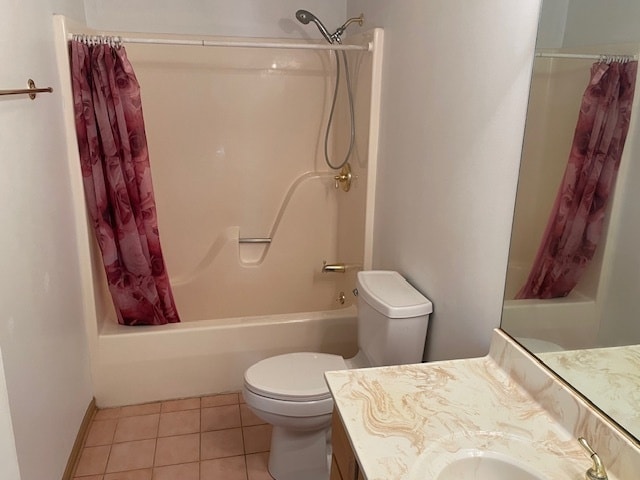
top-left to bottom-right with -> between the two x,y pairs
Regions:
330,410 -> 364,480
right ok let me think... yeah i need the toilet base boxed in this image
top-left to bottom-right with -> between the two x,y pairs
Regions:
268,425 -> 331,480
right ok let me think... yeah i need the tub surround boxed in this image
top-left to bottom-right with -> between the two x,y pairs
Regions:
325,329 -> 640,479
53,14 -> 382,408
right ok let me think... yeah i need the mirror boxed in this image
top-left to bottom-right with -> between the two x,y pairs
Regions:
501,0 -> 640,442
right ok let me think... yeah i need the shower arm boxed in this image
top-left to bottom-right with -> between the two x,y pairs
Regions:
331,14 -> 364,43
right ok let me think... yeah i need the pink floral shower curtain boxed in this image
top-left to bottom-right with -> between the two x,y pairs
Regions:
517,60 -> 637,299
70,40 -> 180,325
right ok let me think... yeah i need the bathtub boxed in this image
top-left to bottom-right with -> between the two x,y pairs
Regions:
53,16 -> 383,407
501,263 -> 600,351
94,307 -> 358,407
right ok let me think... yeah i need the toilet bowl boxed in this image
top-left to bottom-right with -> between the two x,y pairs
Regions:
244,352 -> 346,480
243,271 -> 433,480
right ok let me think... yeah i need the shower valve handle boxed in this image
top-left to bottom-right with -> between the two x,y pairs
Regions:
333,163 -> 352,192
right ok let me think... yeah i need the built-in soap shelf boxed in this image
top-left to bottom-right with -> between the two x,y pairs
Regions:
237,232 -> 272,265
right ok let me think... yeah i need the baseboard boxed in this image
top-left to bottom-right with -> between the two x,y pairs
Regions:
62,397 -> 97,480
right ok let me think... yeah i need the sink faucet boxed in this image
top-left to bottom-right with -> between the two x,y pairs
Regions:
578,437 -> 608,480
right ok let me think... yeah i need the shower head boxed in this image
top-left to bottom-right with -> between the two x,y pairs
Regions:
295,9 -> 334,44
294,9 -> 314,25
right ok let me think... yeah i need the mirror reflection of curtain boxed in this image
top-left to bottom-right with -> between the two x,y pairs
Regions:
517,61 -> 638,299
70,40 -> 180,326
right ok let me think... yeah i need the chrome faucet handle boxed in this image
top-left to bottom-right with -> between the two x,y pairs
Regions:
578,437 -> 608,480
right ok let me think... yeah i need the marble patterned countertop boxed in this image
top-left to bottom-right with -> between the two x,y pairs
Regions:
539,344 -> 640,441
325,329 -> 639,480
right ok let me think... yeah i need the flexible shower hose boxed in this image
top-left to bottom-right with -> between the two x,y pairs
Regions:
324,48 -> 356,171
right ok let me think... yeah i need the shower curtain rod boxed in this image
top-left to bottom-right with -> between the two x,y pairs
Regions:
68,33 -> 371,52
535,52 -> 638,61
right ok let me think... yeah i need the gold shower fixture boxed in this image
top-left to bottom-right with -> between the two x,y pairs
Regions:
334,163 -> 352,191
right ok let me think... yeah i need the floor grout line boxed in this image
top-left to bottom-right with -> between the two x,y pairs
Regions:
73,392 -> 275,480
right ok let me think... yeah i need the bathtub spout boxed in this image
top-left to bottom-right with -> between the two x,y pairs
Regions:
322,263 -> 346,273
322,262 -> 362,273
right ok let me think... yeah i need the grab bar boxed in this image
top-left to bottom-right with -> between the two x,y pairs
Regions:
238,237 -> 272,244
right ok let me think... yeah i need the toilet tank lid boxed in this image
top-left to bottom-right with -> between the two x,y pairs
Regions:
357,271 -> 433,318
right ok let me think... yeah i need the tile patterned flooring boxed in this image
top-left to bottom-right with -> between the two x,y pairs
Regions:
73,393 -> 274,480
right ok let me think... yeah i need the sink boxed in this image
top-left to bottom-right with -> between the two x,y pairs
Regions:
408,431 -> 585,480
436,452 -> 544,480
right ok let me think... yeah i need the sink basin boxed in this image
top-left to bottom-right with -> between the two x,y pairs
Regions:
437,452 -> 544,480
408,431 -> 585,480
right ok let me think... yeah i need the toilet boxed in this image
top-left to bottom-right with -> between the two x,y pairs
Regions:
243,270 -> 433,480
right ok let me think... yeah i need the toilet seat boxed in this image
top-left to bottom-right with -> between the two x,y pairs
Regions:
243,386 -> 336,418
244,352 -> 346,402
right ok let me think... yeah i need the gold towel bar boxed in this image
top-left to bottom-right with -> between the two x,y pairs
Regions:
0,79 -> 53,100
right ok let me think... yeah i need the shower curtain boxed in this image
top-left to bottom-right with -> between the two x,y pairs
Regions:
517,60 -> 637,299
70,40 -> 180,326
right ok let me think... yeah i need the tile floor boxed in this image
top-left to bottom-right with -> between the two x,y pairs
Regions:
73,393 -> 274,480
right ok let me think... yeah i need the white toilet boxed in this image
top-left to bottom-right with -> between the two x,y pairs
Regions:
243,270 -> 433,480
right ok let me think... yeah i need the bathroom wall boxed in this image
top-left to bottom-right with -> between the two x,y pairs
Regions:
535,0 -> 569,49
346,0 -> 542,361
83,0 -> 347,39
594,64 -> 640,347
563,0 -> 640,47
0,0 -> 93,479
538,0 -> 640,48
598,122 -> 640,346
0,348 -> 20,480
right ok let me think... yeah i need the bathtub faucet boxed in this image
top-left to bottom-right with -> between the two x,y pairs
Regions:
321,261 -> 362,273
322,263 -> 346,273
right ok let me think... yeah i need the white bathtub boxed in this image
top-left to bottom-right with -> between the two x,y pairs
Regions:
502,263 -> 599,351
93,307 -> 357,407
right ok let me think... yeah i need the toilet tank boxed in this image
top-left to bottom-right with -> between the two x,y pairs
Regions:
356,271 -> 433,366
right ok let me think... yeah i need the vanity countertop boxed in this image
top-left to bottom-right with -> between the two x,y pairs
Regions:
324,330 -> 635,480
538,344 -> 640,440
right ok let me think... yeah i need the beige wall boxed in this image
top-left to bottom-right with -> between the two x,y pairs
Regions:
347,0 -> 541,360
